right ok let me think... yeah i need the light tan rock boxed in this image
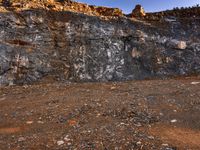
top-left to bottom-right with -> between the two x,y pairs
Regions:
131,5 -> 146,17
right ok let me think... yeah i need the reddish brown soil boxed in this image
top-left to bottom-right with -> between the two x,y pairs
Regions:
0,76 -> 200,150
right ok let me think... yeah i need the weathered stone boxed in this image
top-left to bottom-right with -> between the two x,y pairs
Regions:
95,7 -> 123,16
169,40 -> 187,50
0,1 -> 199,85
131,4 -> 146,17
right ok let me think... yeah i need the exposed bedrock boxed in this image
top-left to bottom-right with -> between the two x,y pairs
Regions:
0,9 -> 200,85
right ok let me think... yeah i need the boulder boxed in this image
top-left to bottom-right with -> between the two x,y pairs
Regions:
131,4 -> 146,17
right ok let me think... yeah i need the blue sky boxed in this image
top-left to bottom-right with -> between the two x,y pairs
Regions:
76,0 -> 200,13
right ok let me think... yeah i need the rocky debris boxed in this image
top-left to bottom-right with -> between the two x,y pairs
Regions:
131,4 -> 146,17
145,5 -> 200,21
102,105 -> 160,125
0,77 -> 200,149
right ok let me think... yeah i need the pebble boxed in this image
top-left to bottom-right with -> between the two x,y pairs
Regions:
67,142 -> 72,146
191,82 -> 200,85
37,121 -> 44,124
110,86 -> 116,90
134,123 -> 142,127
96,113 -> 101,117
57,140 -> 64,146
64,135 -> 70,142
159,113 -> 164,116
18,137 -> 26,142
136,141 -> 142,145
147,136 -> 154,140
170,119 -> 177,123
26,121 -> 33,124
162,143 -> 169,147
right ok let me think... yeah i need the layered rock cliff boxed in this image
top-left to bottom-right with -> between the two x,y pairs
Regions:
0,0 -> 200,85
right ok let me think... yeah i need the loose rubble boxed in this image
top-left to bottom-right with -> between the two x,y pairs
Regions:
0,76 -> 199,149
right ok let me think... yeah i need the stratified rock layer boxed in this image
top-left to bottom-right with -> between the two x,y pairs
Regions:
0,1 -> 200,85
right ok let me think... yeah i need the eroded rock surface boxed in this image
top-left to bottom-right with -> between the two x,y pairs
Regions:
131,4 -> 146,17
0,1 -> 200,85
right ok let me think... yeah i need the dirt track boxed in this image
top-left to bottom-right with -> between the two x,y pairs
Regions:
0,77 -> 200,150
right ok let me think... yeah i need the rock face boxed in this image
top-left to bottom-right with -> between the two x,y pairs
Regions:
0,1 -> 200,85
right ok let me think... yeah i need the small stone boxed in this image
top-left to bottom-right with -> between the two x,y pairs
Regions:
64,135 -> 70,142
134,123 -> 142,127
170,119 -> 177,123
170,40 -> 187,50
26,121 -> 33,124
23,85 -> 29,89
148,136 -> 154,139
67,142 -> 72,146
57,140 -> 64,146
18,137 -> 26,142
191,82 -> 200,85
37,121 -> 44,124
160,113 -> 164,116
162,143 -> 169,147
110,86 -> 116,90
136,141 -> 142,145
177,41 -> 187,49
157,58 -> 163,64
96,113 -> 101,117
120,122 -> 125,125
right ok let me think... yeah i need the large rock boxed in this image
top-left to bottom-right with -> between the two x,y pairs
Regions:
131,4 -> 146,17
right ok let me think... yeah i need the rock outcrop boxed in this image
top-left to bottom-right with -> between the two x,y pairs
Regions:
0,0 -> 200,85
131,4 -> 146,17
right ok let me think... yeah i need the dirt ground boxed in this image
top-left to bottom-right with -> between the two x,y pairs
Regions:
0,76 -> 200,150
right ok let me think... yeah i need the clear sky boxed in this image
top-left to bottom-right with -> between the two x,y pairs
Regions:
76,0 -> 200,13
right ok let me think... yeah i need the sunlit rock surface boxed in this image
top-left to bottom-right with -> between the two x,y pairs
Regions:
0,0 -> 200,85
131,4 -> 146,17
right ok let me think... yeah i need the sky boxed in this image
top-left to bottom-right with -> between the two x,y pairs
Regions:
76,0 -> 200,13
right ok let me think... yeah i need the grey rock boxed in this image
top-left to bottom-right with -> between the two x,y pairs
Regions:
0,9 -> 199,85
